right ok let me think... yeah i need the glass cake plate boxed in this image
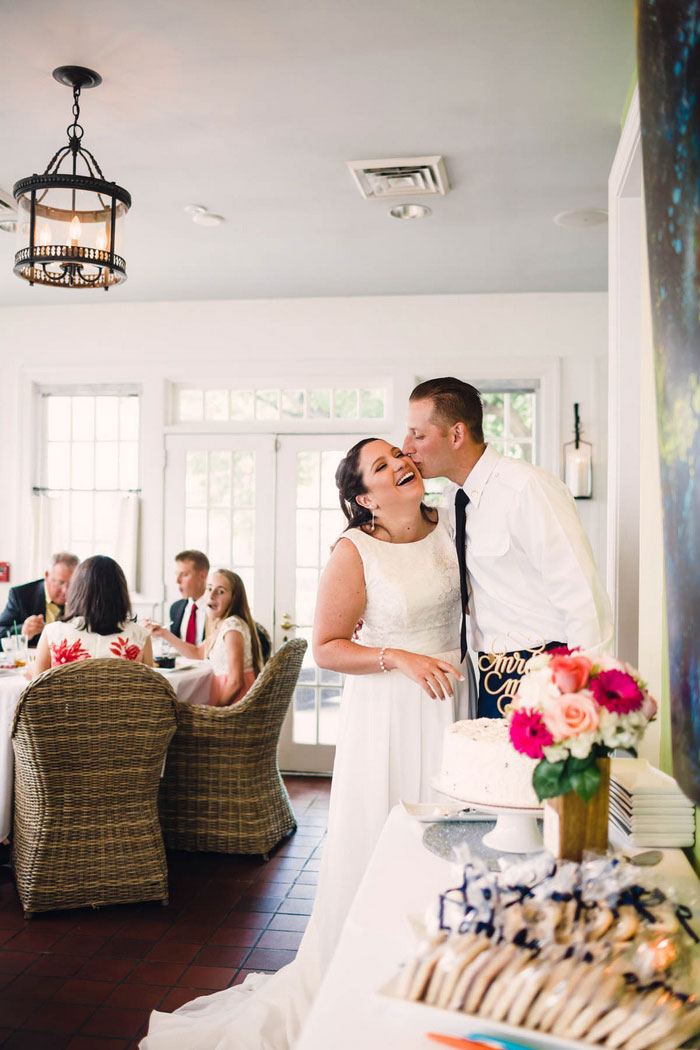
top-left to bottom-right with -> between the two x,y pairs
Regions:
401,800 -> 489,823
432,778 -> 544,853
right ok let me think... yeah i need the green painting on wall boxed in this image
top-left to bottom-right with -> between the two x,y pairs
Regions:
637,0 -> 700,806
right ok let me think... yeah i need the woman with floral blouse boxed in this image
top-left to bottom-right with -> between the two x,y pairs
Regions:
35,555 -> 152,672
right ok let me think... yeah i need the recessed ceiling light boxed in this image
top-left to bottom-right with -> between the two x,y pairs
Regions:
184,204 -> 207,217
554,209 -> 608,228
388,203 -> 431,220
192,211 -> 225,227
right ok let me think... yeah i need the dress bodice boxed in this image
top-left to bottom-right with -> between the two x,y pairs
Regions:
340,513 -> 461,655
207,616 -> 253,674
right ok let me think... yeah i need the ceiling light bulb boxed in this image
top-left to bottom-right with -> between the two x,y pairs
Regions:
39,223 -> 51,246
388,203 -> 431,220
69,214 -> 81,246
96,228 -> 108,251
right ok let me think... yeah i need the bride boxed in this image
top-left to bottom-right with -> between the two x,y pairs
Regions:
141,438 -> 475,1050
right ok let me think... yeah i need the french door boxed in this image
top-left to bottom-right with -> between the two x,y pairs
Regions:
164,432 -> 365,773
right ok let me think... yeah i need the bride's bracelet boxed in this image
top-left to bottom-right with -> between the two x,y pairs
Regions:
378,646 -> 389,673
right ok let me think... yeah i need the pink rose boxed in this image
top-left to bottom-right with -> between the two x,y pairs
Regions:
544,692 -> 600,741
549,654 -> 592,694
640,692 -> 658,720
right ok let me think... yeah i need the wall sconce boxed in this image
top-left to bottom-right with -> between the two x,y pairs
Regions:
564,403 -> 592,499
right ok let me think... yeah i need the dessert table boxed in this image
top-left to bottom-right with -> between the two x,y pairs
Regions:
296,804 -> 700,1050
0,660 -> 213,841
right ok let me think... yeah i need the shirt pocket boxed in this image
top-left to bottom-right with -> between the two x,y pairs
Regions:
467,530 -> 510,558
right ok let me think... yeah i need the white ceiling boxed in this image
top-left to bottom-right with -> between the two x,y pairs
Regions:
0,0 -> 635,307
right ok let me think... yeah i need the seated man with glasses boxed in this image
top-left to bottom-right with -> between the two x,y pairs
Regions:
0,551 -> 79,647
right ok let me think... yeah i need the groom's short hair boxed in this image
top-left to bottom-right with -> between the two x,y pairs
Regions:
410,377 -> 484,443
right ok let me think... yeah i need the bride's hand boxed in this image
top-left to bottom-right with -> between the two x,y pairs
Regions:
387,650 -> 464,700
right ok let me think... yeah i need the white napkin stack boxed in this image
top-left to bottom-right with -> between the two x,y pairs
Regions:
609,757 -> 696,848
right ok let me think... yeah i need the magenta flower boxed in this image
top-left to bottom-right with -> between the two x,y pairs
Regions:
589,669 -> 643,714
509,708 -> 554,760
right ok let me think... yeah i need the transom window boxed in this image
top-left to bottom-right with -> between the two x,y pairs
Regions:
173,385 -> 386,424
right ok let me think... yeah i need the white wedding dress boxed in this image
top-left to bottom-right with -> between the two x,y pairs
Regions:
141,514 -> 475,1050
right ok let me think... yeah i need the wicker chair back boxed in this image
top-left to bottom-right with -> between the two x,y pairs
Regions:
11,658 -> 178,917
159,637 -> 307,856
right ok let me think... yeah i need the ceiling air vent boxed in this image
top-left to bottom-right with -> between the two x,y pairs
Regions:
0,188 -> 17,233
347,156 -> 450,200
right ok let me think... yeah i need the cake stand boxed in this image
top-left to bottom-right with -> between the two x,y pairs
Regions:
433,779 -> 544,854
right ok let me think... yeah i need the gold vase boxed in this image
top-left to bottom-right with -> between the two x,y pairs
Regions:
542,756 -> 610,862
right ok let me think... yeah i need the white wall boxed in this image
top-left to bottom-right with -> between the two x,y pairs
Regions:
0,291 -> 608,610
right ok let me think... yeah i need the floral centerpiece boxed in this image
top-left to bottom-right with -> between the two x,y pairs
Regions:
507,647 -> 658,803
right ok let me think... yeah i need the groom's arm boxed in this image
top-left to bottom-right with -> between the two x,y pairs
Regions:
514,473 -> 613,650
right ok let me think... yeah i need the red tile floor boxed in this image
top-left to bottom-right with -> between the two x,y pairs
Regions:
0,775 -> 331,1049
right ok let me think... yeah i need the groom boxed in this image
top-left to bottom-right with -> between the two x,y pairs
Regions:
403,377 -> 612,718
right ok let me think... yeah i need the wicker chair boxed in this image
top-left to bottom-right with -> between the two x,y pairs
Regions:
11,659 -> 178,918
159,637 -> 307,858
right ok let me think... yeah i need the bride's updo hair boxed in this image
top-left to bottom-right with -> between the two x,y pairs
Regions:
336,437 -> 377,532
336,437 -> 437,533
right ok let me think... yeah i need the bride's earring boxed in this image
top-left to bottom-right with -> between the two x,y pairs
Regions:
370,509 -> 376,532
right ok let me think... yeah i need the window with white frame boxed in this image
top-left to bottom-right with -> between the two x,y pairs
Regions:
172,384 -> 387,424
423,387 -> 537,506
37,390 -> 141,563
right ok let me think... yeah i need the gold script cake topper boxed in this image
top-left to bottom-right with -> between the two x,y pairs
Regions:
478,633 -> 547,715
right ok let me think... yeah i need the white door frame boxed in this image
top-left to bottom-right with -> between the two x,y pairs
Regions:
607,86 -> 642,664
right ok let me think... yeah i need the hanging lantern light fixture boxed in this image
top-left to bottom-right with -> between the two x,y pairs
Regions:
13,65 -> 131,290
563,403 -> 593,499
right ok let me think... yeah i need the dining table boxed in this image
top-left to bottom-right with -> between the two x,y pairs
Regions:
0,658 -> 213,842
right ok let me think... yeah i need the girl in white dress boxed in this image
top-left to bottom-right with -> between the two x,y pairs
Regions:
36,555 -> 152,671
141,438 -> 474,1050
146,570 -> 263,706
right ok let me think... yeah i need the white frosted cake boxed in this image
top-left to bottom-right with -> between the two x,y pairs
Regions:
436,718 -> 541,809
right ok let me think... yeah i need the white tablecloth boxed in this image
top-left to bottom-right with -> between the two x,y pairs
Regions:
0,661 -> 214,841
296,805 -> 700,1050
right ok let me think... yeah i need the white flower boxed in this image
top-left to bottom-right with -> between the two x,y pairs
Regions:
569,731 -> 596,759
524,652 -> 552,673
543,743 -> 569,763
516,667 -> 560,708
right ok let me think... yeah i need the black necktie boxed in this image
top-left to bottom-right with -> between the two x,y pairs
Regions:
455,488 -> 470,662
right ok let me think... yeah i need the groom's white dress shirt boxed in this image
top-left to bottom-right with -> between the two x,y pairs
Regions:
445,445 -> 613,655
177,595 -> 208,645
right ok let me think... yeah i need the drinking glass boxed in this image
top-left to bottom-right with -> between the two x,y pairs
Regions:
13,634 -> 29,668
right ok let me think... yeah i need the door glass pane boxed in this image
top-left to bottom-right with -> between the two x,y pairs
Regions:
290,446 -> 348,747
296,510 -> 319,567
232,508 -> 255,566
185,508 -> 208,552
208,509 -> 231,566
296,451 -> 320,507
185,451 -> 207,507
319,689 -> 342,745
208,451 -> 232,507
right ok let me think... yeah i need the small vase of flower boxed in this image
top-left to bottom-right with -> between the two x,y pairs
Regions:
506,647 -> 658,861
